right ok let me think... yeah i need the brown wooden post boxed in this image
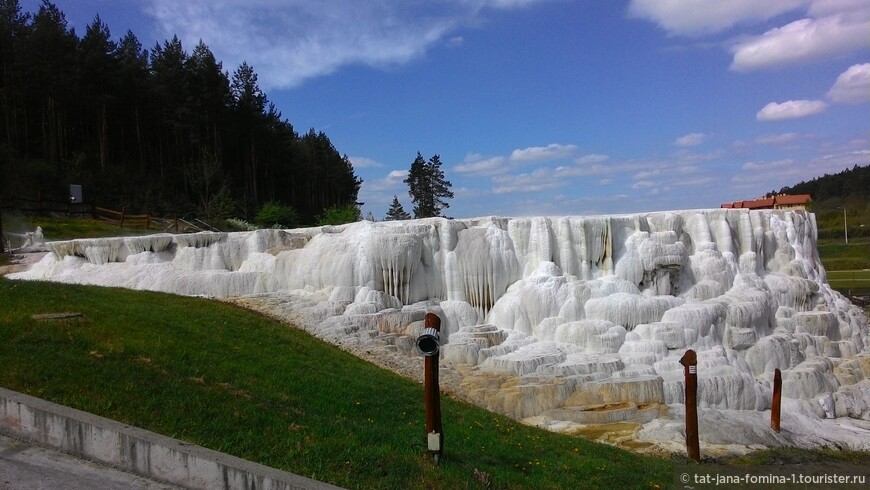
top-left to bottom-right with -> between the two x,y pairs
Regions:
771,368 -> 782,432
680,349 -> 700,461
146,214 -> 151,230
0,204 -> 5,254
119,207 -> 126,228
419,312 -> 443,462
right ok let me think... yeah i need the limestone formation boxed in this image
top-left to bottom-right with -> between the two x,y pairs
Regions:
10,209 -> 870,453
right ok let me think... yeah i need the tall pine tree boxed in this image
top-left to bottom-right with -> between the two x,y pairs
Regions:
384,195 -> 411,220
1,2 -> 362,224
404,152 -> 453,218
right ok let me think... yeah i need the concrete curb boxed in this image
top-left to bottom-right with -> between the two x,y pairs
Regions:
0,387 -> 343,490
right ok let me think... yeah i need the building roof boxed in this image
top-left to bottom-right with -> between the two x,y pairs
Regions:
720,194 -> 812,209
774,194 -> 812,205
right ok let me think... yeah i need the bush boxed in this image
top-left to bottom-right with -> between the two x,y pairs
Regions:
316,204 -> 361,226
224,218 -> 257,232
202,186 -> 238,220
255,202 -> 298,228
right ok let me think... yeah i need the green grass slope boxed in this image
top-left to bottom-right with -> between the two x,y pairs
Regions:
0,279 -> 671,489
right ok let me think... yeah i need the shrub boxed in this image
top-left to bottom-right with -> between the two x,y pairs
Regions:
316,204 -> 361,226
255,202 -> 298,228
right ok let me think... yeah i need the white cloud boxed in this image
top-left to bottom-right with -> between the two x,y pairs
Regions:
634,169 -> 661,180
730,156 -> 832,190
362,170 -> 407,192
145,0 -> 552,90
575,154 -> 610,164
483,0 -> 554,8
631,180 -> 656,189
348,156 -> 383,169
510,143 -> 578,162
452,186 -> 478,198
557,163 -> 614,178
819,149 -> 870,165
357,169 -> 409,214
454,155 -> 508,175
755,133 -> 800,144
827,63 -> 870,103
742,159 -> 794,170
730,12 -> 870,71
673,132 -> 706,147
492,168 -> 564,194
672,148 -> 726,163
627,0 -> 806,36
628,0 -> 869,72
673,165 -> 700,174
677,176 -> 714,186
756,100 -> 828,120
808,0 -> 869,17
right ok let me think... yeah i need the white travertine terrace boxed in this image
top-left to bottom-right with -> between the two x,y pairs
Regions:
10,209 -> 870,454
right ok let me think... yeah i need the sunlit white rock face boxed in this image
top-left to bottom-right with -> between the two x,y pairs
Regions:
11,209 -> 870,451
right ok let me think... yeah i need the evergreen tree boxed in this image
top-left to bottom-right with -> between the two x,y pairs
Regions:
79,15 -> 117,172
26,1 -> 77,167
404,152 -> 453,218
1,2 -> 363,224
426,153 -> 453,216
114,29 -> 149,173
1,0 -> 30,157
230,61 -> 266,212
150,35 -> 189,188
384,195 -> 411,220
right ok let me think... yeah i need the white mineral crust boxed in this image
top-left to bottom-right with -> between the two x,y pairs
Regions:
9,209 -> 870,454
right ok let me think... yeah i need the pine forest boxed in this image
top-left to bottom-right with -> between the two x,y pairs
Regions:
0,1 -> 362,224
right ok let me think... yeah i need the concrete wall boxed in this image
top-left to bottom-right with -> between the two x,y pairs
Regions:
0,387 -> 341,490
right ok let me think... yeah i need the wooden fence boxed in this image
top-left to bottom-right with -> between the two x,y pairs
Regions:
94,206 -> 152,229
847,294 -> 869,308
91,207 -> 196,233
0,193 -> 204,234
0,193 -> 93,217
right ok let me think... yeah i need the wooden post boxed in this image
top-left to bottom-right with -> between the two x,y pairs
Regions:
146,214 -> 151,230
421,312 -> 443,462
771,368 -> 782,432
0,204 -> 5,254
680,349 -> 700,461
119,207 -> 126,228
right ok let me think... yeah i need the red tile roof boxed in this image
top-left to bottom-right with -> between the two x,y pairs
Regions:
720,194 -> 811,209
774,194 -> 812,205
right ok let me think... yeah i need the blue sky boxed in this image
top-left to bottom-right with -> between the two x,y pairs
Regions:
22,0 -> 870,219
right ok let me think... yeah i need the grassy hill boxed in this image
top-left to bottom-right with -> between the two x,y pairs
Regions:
773,163 -> 870,241
0,278 -> 673,489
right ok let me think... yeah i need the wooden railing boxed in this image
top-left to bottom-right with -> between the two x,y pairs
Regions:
0,193 -> 201,234
848,294 -> 869,308
0,193 -> 93,217
94,206 -> 151,229
92,207 -> 198,233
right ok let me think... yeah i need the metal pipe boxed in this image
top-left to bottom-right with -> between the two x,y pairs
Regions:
0,204 -> 5,254
680,349 -> 700,461
422,312 -> 443,461
844,207 -> 849,245
771,368 -> 782,432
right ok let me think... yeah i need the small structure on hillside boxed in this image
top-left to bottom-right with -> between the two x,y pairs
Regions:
721,194 -> 811,210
